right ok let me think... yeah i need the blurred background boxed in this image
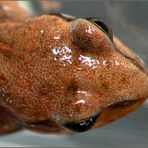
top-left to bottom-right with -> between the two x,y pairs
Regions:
0,1 -> 148,147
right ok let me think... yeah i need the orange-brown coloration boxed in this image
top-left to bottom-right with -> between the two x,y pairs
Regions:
0,4 -> 148,135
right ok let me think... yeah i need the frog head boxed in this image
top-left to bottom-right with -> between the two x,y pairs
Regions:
0,14 -> 148,133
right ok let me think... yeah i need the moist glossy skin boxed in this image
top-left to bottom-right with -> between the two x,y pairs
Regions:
0,8 -> 148,135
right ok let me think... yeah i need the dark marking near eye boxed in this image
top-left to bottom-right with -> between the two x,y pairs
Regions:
62,114 -> 100,132
86,17 -> 113,41
110,100 -> 137,109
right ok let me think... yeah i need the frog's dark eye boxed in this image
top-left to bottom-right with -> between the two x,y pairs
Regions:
62,114 -> 99,132
86,17 -> 113,41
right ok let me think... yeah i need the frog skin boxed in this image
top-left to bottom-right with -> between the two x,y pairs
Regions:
0,7 -> 148,135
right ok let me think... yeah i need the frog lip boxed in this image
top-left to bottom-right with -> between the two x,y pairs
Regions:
61,99 -> 140,132
21,119 -> 62,131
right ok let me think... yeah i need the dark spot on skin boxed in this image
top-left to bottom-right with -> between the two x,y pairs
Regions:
102,83 -> 109,90
99,74 -> 103,78
121,77 -> 127,83
39,83 -> 56,96
66,82 -> 78,99
62,114 -> 100,132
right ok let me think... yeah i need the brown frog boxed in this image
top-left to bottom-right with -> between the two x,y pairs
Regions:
0,3 -> 148,135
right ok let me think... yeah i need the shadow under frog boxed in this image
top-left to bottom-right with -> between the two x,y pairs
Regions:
0,6 -> 148,135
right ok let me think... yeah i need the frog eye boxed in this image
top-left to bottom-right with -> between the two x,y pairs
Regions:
86,17 -> 113,41
62,114 -> 99,132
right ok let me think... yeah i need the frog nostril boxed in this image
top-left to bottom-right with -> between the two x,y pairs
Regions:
61,114 -> 100,132
66,83 -> 78,99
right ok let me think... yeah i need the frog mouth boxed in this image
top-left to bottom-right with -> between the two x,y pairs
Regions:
92,98 -> 146,129
21,119 -> 63,133
62,98 -> 145,133
19,98 -> 144,133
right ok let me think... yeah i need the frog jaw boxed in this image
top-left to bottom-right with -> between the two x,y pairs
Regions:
93,98 -> 145,129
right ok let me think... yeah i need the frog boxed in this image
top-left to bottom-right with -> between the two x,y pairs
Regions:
0,3 -> 148,135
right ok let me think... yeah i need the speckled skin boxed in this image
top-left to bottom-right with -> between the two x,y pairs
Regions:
0,7 -> 148,135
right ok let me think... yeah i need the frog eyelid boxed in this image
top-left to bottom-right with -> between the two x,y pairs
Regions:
86,17 -> 113,41
49,14 -> 113,41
